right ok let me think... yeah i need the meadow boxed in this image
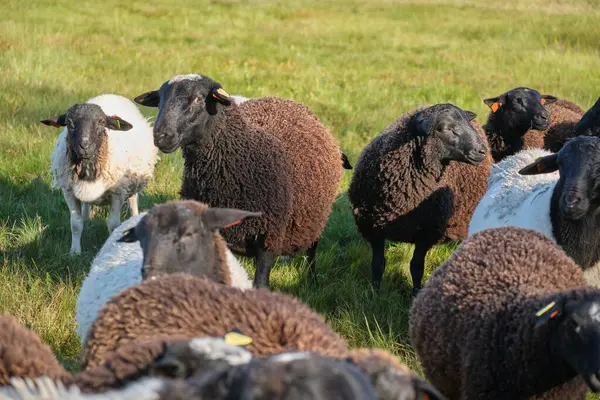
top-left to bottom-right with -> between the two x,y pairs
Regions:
1,0 -> 599,394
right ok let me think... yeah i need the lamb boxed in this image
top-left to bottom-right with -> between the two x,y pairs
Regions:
544,96 -> 600,152
468,136 -> 600,286
481,86 -> 583,161
410,226 -> 600,399
82,273 -> 349,369
348,103 -> 490,295
75,200 -> 260,343
134,74 -> 344,288
41,94 -> 157,254
0,316 -> 70,386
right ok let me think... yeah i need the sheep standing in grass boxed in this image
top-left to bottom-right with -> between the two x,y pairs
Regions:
481,87 -> 583,161
134,74 -> 344,288
410,227 -> 600,399
41,94 -> 157,254
76,200 -> 260,343
82,273 -> 349,369
348,104 -> 489,295
468,136 -> 600,286
545,96 -> 600,152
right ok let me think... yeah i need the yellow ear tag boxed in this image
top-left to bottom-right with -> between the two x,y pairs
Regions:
216,88 -> 230,99
490,102 -> 501,113
116,119 -> 121,129
224,331 -> 253,347
535,301 -> 556,317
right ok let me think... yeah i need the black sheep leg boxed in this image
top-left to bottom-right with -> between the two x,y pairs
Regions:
253,248 -> 275,289
307,240 -> 319,285
369,236 -> 386,289
410,242 -> 430,297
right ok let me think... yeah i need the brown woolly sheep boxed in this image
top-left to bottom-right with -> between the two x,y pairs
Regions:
410,226 -> 600,400
544,96 -> 600,152
134,74 -> 344,289
348,103 -> 490,295
82,273 -> 348,369
0,316 -> 70,386
482,87 -> 583,161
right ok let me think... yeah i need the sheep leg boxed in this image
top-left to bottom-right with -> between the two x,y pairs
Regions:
81,203 -> 91,222
107,195 -> 122,233
410,242 -> 430,297
369,236 -> 386,289
307,240 -> 319,286
63,191 -> 83,255
128,194 -> 139,216
253,248 -> 274,289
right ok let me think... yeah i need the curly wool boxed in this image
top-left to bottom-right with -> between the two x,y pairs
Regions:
410,227 -> 594,400
484,99 -> 583,162
349,106 -> 491,244
235,97 -> 343,254
0,316 -> 70,386
82,274 -> 348,369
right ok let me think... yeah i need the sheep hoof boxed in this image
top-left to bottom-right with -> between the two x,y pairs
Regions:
69,247 -> 82,255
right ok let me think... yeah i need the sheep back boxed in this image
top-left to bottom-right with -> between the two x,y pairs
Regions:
50,94 -> 157,204
409,227 -> 590,399
82,273 -> 348,369
0,316 -> 69,385
236,97 -> 343,254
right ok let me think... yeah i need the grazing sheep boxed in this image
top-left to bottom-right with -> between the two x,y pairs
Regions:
481,87 -> 583,161
0,316 -> 69,386
75,200 -> 260,343
468,136 -> 600,286
41,94 -> 157,254
348,104 -> 489,295
134,74 -> 344,288
410,226 -> 600,399
545,96 -> 600,152
82,273 -> 348,369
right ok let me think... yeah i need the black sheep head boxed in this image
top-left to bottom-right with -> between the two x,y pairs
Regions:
575,97 -> 600,138
117,200 -> 261,280
535,294 -> 600,393
133,74 -> 232,153
41,103 -> 133,180
409,104 -> 487,166
519,136 -> 600,221
483,87 -> 557,140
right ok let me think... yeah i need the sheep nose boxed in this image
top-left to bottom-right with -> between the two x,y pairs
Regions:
565,193 -> 583,207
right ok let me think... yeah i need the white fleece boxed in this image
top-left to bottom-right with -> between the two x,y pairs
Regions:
50,94 -> 157,205
76,213 -> 252,343
468,148 -> 558,239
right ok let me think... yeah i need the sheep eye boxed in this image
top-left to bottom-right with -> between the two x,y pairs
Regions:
192,97 -> 202,104
67,120 -> 75,129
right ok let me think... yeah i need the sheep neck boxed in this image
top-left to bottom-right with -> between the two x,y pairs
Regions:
403,135 -> 448,196
483,113 -> 528,161
550,186 -> 600,269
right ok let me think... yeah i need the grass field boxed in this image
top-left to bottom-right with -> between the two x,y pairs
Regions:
1,0 -> 600,395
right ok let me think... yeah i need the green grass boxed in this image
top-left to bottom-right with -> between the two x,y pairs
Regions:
1,0 -> 599,395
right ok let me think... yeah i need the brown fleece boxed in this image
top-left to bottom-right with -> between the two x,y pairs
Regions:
0,316 -> 70,385
237,97 -> 343,254
82,274 -> 348,370
410,227 -> 595,400
485,100 -> 583,162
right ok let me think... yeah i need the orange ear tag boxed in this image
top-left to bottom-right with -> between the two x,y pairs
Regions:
541,98 -> 546,105
49,121 -> 61,128
491,102 -> 501,113
223,220 -> 241,229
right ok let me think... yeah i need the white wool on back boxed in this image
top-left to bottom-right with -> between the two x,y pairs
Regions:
49,94 -> 157,204
0,376 -> 164,400
230,95 -> 250,105
468,148 -> 559,239
76,213 -> 252,343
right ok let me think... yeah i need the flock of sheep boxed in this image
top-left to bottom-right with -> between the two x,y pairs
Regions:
1,72 -> 600,399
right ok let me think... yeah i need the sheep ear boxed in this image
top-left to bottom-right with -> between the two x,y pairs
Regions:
117,227 -> 138,243
518,154 -> 559,175
534,300 -> 563,329
205,88 -> 232,116
483,96 -> 503,113
41,113 -> 67,128
202,208 -> 262,231
106,115 -> 133,131
414,379 -> 447,400
150,356 -> 187,379
341,153 -> 353,170
410,112 -> 431,136
464,110 -> 477,121
541,95 -> 558,105
134,90 -> 160,107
